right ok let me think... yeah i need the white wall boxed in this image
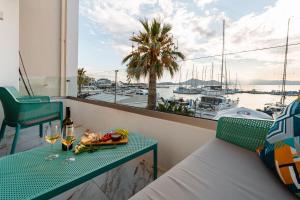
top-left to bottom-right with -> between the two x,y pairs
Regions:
0,0 -> 19,88
19,0 -> 78,97
0,0 -> 19,123
64,99 -> 215,170
66,0 -> 79,97
19,0 -> 61,96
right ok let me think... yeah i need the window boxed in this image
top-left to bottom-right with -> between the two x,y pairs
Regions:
76,0 -> 300,121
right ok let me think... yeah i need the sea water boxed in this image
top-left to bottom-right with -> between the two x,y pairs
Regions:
157,85 -> 300,110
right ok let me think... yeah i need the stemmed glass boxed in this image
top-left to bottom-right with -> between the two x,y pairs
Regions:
44,124 -> 60,160
61,133 -> 76,163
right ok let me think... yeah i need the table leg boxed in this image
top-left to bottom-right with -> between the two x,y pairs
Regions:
153,144 -> 158,180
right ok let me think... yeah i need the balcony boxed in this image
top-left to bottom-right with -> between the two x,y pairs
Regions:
1,0 -> 299,199
0,97 -> 215,199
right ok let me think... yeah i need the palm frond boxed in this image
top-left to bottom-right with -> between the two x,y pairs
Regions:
122,53 -> 134,64
122,18 -> 185,83
172,51 -> 185,60
161,23 -> 172,36
150,19 -> 161,38
139,18 -> 150,34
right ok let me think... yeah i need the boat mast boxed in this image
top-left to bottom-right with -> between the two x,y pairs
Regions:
235,73 -> 237,92
211,62 -> 214,86
281,18 -> 290,105
220,19 -> 225,91
185,70 -> 189,88
195,66 -> 198,87
229,70 -> 231,90
224,57 -> 228,91
204,66 -> 208,87
192,64 -> 195,87
202,66 -> 205,87
179,65 -> 182,87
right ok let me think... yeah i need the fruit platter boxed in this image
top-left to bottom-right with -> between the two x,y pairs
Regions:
81,129 -> 128,145
74,129 -> 129,154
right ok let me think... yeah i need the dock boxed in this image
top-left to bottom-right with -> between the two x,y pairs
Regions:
237,90 -> 299,96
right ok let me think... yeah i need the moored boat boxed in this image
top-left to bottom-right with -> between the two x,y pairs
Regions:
173,86 -> 202,94
214,107 -> 272,120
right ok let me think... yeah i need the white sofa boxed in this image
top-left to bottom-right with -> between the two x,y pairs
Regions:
130,117 -> 298,200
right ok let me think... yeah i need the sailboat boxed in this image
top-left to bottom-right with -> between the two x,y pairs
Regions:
201,62 -> 225,96
173,65 -> 202,94
263,18 -> 290,118
191,20 -> 239,119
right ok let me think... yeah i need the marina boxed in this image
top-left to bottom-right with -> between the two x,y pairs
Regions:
81,84 -> 299,119
76,15 -> 299,121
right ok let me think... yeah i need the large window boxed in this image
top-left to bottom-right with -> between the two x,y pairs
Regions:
77,0 -> 300,121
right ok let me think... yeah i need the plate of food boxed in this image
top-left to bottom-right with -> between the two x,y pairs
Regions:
80,128 -> 129,145
74,129 -> 129,154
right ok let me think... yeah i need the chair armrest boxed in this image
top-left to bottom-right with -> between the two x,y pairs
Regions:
17,98 -> 42,103
216,117 -> 274,152
17,101 -> 63,122
18,96 -> 51,102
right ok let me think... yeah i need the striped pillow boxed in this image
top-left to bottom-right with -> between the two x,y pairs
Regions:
257,97 -> 300,197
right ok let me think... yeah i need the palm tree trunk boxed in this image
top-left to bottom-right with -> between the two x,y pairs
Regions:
147,71 -> 157,110
78,83 -> 82,94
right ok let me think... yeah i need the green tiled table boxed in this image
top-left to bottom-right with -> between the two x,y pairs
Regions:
0,133 -> 158,200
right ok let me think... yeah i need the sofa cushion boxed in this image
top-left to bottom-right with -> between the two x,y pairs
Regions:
258,98 -> 300,197
130,138 -> 297,200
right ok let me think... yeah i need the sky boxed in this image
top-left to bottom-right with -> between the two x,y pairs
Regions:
78,0 -> 300,83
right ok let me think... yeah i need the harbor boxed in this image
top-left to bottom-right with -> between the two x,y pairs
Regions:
76,16 -> 298,121
79,84 -> 298,119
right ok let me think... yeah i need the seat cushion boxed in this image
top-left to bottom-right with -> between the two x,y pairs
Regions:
130,139 -> 297,200
21,114 -> 59,126
257,97 -> 300,197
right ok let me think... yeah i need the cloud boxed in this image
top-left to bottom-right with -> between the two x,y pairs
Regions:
158,0 -> 174,16
81,1 -> 140,34
80,0 -> 222,59
80,0 -> 300,81
225,0 -> 300,64
194,0 -> 216,9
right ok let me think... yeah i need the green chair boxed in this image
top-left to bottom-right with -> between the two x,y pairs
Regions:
0,87 -> 63,154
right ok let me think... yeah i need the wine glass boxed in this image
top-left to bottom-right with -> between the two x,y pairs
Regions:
61,132 -> 76,163
44,124 -> 60,160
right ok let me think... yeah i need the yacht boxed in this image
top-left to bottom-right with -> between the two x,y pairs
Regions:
260,16 -> 290,119
173,86 -> 201,94
261,102 -> 285,118
191,95 -> 239,119
214,107 -> 272,120
199,95 -> 239,111
135,89 -> 148,95
201,85 -> 224,96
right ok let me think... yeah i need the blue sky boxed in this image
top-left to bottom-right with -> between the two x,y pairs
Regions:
78,0 -> 300,82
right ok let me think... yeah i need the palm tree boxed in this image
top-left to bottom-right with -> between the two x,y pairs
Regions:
122,18 -> 185,110
77,68 -> 88,94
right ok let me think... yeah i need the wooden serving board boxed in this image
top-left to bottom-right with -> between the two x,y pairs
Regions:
80,133 -> 128,146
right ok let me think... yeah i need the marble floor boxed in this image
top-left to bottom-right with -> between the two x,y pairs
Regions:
0,122 -> 157,200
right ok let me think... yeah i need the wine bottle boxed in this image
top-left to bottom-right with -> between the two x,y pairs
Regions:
62,107 -> 74,151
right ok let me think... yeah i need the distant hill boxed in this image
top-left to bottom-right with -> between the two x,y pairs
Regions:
249,80 -> 300,85
158,79 -> 300,86
157,82 -> 175,85
157,79 -> 221,86
181,79 -> 220,86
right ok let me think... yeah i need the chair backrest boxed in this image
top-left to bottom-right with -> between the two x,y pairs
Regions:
0,87 -> 20,122
5,87 -> 21,98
